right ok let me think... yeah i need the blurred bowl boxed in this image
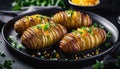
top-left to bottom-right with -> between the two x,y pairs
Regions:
68,0 -> 101,11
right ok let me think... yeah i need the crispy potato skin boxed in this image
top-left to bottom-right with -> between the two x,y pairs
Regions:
53,10 -> 92,30
59,27 -> 106,53
14,14 -> 52,34
21,23 -> 67,50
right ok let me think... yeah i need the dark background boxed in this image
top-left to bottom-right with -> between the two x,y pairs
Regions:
0,0 -> 120,69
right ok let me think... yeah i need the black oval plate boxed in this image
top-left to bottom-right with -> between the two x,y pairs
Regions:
2,8 -> 119,64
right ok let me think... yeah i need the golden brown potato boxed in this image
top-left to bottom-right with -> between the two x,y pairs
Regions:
59,26 -> 106,53
52,10 -> 92,30
14,14 -> 52,34
21,23 -> 67,49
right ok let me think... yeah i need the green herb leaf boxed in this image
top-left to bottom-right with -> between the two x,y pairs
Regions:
0,51 -> 6,57
44,23 -> 50,31
87,28 -> 92,34
4,60 -> 13,69
93,60 -> 104,69
105,42 -> 111,46
25,16 -> 29,19
17,44 -> 23,49
115,56 -> 120,68
65,10 -> 74,17
36,24 -> 42,29
0,63 -> 3,69
99,25 -> 104,28
106,31 -> 112,38
93,23 -> 99,27
72,29 -> 77,34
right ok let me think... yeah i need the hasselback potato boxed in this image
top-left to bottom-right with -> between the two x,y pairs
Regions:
59,27 -> 106,53
21,22 -> 67,49
53,10 -> 92,30
14,14 -> 52,34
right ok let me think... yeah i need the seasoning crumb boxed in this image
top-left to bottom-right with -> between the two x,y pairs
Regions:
92,52 -> 94,55
96,51 -> 99,55
83,55 -> 87,58
53,50 -> 56,53
37,52 -> 41,56
65,58 -> 68,61
41,56 -> 44,59
43,51 -> 47,54
56,53 -> 60,58
75,56 -> 79,60
32,54 -> 35,57
87,54 -> 90,57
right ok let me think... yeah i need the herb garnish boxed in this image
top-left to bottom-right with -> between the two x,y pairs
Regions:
35,23 -> 51,30
0,60 -> 14,69
12,0 -> 66,11
36,24 -> 42,29
8,36 -> 23,50
65,10 -> 74,17
93,60 -> 104,69
40,15 -> 44,20
0,51 -> 6,57
116,56 -> 120,68
87,28 -> 92,34
93,23 -> 104,28
44,23 -> 50,31
105,42 -> 111,47
106,31 -> 112,38
72,29 -> 77,34
26,16 -> 29,19
93,23 -> 99,27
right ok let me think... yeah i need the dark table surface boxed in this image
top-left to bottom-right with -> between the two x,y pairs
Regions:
0,0 -> 120,69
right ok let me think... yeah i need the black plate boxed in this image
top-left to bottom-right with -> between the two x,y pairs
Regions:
2,8 -> 119,64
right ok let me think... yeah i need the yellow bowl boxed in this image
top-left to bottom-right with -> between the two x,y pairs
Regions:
69,0 -> 100,11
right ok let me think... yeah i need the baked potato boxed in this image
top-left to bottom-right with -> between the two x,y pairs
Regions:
59,26 -> 106,53
53,10 -> 92,30
21,22 -> 67,49
14,14 -> 52,34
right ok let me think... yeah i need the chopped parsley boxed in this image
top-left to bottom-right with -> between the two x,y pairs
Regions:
87,28 -> 92,34
36,24 -> 42,29
93,23 -> 99,27
0,51 -> 6,57
116,56 -> 120,68
36,15 -> 39,18
106,31 -> 112,38
44,23 -> 50,31
35,23 -> 51,31
99,25 -> 104,28
40,15 -> 45,20
0,60 -> 14,69
72,29 -> 77,34
105,42 -> 111,47
65,10 -> 74,17
79,31 -> 83,35
8,36 -> 23,50
93,60 -> 104,69
25,16 -> 29,19
93,23 -> 104,28
81,26 -> 86,30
